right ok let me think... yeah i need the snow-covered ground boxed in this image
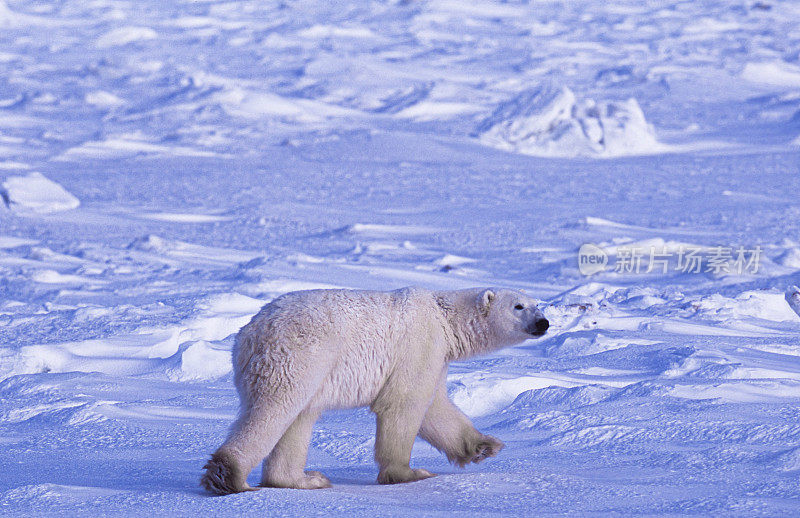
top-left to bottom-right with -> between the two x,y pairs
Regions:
2,0 -> 800,515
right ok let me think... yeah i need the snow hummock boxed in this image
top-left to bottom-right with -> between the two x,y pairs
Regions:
741,61 -> 800,88
57,132 -> 219,160
693,290 -> 800,323
777,248 -> 800,268
166,340 -> 232,382
96,27 -> 157,49
212,87 -> 358,123
298,24 -> 377,39
476,85 -> 664,158
0,0 -> 15,26
85,91 -> 125,108
1,172 -> 80,213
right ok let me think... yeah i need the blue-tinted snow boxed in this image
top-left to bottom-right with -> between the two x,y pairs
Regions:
2,0 -> 800,515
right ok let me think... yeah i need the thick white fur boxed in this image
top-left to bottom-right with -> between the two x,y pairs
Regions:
201,287 -> 546,494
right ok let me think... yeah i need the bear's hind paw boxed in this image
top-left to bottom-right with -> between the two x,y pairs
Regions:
201,451 -> 257,495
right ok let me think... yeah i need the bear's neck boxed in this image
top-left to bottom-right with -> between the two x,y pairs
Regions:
436,294 -> 495,361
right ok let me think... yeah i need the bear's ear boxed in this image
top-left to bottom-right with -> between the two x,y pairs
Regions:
479,289 -> 495,315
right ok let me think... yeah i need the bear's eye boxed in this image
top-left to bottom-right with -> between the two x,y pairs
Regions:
514,304 -> 524,310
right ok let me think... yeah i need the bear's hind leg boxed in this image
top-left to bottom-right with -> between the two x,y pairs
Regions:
201,359 -> 331,495
260,410 -> 331,489
201,404 -> 299,494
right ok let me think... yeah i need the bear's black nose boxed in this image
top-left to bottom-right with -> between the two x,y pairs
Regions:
536,318 -> 549,333
527,318 -> 549,336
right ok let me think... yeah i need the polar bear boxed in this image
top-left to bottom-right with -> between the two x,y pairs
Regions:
201,287 -> 549,494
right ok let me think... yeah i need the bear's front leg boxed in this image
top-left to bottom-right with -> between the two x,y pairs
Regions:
418,380 -> 504,467
372,384 -> 438,485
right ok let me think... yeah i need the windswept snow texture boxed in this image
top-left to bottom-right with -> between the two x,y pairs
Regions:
2,0 -> 800,515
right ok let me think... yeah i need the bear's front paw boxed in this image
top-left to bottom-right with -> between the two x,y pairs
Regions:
455,434 -> 504,467
377,467 -> 436,485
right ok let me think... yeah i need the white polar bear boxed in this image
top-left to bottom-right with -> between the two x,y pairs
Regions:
201,287 -> 549,494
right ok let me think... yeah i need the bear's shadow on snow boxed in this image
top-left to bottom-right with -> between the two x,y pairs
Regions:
4,458 -> 205,495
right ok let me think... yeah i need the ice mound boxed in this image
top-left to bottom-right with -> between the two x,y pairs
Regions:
477,85 -> 664,157
1,172 -> 80,213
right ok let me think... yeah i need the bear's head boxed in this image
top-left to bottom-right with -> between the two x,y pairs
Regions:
478,288 -> 549,346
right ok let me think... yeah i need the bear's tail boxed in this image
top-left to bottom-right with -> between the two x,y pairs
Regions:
200,450 -> 258,495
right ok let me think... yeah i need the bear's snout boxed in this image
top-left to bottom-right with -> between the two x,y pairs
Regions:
526,318 -> 549,336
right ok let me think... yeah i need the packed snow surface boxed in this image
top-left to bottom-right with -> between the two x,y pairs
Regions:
2,0 -> 800,516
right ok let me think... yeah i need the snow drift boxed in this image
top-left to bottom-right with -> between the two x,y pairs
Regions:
476,85 -> 664,158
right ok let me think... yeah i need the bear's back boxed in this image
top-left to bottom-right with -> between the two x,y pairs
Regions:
234,287 -> 446,410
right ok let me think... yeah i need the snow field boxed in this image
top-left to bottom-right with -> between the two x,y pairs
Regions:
2,0 -> 800,515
